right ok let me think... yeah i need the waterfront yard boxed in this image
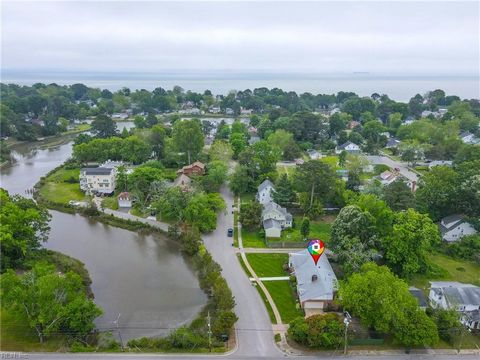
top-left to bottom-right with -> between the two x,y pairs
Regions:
38,167 -> 85,204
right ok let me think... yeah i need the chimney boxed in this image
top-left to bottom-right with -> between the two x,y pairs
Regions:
311,274 -> 318,282
411,180 -> 417,192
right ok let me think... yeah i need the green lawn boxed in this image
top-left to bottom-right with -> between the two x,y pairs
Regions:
241,229 -> 266,248
246,254 -> 289,277
62,123 -> 91,135
240,193 -> 255,204
320,156 -> 339,170
276,215 -> 334,243
276,164 -> 296,178
101,196 -> 118,210
38,168 -> 85,204
0,308 -> 67,351
263,281 -> 303,324
410,254 -> 480,289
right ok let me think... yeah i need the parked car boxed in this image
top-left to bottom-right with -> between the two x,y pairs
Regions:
227,228 -> 233,237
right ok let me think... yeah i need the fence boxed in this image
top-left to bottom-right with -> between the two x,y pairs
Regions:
265,239 -> 306,248
348,338 -> 384,346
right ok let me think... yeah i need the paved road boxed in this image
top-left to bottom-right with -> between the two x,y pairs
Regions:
367,155 -> 419,182
10,352 -> 480,359
202,186 -> 284,358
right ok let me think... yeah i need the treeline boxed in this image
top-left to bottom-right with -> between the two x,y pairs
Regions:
0,189 -> 102,344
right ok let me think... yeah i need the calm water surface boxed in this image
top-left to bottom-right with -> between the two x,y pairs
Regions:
0,130 -> 206,340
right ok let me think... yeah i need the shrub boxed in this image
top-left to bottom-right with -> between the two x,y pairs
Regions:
288,314 -> 344,349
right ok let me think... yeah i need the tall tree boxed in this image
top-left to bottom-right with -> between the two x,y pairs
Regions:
172,119 -> 204,164
383,179 -> 415,211
239,201 -> 263,231
1,263 -> 102,343
383,209 -> 440,278
0,189 -> 50,270
272,174 -> 296,207
91,114 -> 117,138
294,160 -> 337,209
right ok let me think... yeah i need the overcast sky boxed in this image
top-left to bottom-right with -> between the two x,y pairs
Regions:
1,1 -> 479,75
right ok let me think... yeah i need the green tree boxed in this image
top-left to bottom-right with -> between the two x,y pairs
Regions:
201,161 -> 228,192
238,140 -> 280,182
339,263 -> 438,347
148,124 -> 166,160
1,263 -> 102,343
133,115 -> 147,129
184,193 -> 225,233
230,132 -> 247,159
121,136 -> 152,164
383,209 -> 440,278
288,314 -> 344,349
348,193 -> 394,238
300,218 -> 310,240
172,119 -> 204,163
212,311 -> 238,338
229,165 -> 256,194
272,174 -> 296,207
239,201 -> 263,231
155,187 -> 190,221
0,189 -> 51,271
416,166 -> 459,221
294,160 -> 337,209
91,114 -> 117,138
209,141 -> 233,163
298,193 -> 324,219
346,171 -> 361,191
383,179 -> 415,211
338,151 -> 347,167
429,308 -> 461,345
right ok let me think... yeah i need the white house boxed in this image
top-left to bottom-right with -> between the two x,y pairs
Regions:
306,149 -> 320,160
256,179 -> 275,205
429,282 -> 480,330
428,160 -> 453,169
335,141 -> 361,154
459,131 -> 480,145
439,215 -> 477,242
289,249 -> 338,316
118,192 -> 132,208
262,202 -> 293,228
80,167 -> 116,195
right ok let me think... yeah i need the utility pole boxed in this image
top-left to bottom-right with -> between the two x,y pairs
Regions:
343,311 -> 351,355
114,313 -> 124,352
207,311 -> 212,353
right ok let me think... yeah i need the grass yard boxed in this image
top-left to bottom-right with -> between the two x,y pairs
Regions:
320,156 -> 339,170
101,196 -> 118,210
0,308 -> 67,352
38,168 -> 85,204
241,228 -> 266,248
62,123 -> 91,135
276,164 -> 296,178
263,281 -> 303,324
276,215 -> 334,243
410,254 -> 480,289
245,254 -> 289,277
240,193 -> 255,205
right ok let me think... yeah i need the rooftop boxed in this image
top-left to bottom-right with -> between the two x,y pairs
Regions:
430,282 -> 480,307
81,167 -> 113,175
289,249 -> 338,303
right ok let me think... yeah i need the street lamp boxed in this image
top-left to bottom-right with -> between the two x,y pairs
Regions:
343,311 -> 352,355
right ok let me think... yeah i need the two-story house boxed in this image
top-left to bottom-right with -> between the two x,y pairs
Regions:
335,141 -> 361,154
439,215 -> 477,242
256,179 -> 275,205
429,282 -> 480,330
80,167 -> 116,195
177,161 -> 205,176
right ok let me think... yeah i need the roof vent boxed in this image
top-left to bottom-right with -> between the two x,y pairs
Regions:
312,275 -> 318,282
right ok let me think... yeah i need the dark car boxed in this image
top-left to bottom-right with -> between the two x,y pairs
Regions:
227,228 -> 233,237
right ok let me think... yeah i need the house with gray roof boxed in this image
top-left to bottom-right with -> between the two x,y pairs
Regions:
80,167 -> 116,194
385,138 -> 401,149
263,219 -> 282,238
289,249 -> 338,316
439,215 -> 477,242
428,160 -> 453,169
335,141 -> 361,154
409,287 -> 427,311
429,282 -> 480,330
256,179 -> 275,205
262,201 -> 292,229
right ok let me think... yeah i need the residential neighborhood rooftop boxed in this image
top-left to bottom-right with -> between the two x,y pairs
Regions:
430,282 -> 480,307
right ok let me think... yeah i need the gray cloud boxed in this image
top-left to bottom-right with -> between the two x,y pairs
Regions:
1,1 -> 479,74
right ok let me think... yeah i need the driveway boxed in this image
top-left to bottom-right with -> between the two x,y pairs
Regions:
202,185 -> 284,358
367,155 -> 419,182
